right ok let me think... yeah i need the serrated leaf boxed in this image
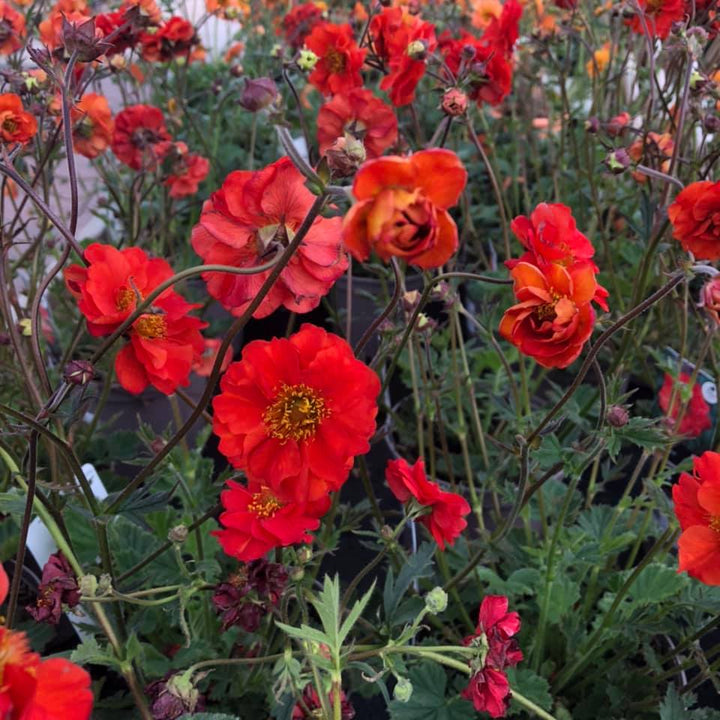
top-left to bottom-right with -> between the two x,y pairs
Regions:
629,564 -> 685,606
384,543 -> 434,626
70,636 -> 120,669
311,575 -> 341,652
546,575 -> 580,624
274,621 -> 331,648
506,668 -> 552,715
339,582 -> 375,646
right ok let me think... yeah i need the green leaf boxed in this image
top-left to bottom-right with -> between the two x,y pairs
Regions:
311,575 -> 342,652
506,668 -> 552,715
339,582 -> 375,646
388,663 -> 475,720
70,636 -> 121,669
274,621 -> 331,648
628,564 -> 685,606
384,543 -> 434,625
546,575 -> 580,624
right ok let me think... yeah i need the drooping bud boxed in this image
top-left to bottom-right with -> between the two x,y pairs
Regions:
238,77 -> 278,112
606,405 -> 630,428
168,525 -> 188,544
64,359 -> 95,386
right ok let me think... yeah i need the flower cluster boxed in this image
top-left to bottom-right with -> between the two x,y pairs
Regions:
500,203 -> 609,368
64,243 -> 206,395
0,565 -> 93,718
461,595 -> 523,718
212,324 -> 380,561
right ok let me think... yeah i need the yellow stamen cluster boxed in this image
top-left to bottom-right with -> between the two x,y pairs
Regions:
263,383 -> 329,443
247,489 -> 282,519
134,314 -> 167,339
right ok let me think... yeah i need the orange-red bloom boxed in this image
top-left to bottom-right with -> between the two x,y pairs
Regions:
192,337 -> 232,377
499,261 -> 599,368
0,2 -> 25,55
658,372 -> 712,438
72,93 -> 114,159
672,451 -> 720,585
506,203 -> 609,311
140,16 -> 198,62
0,565 -> 94,719
159,141 -> 210,198
281,1 -> 324,48
627,0 -> 685,39
191,157 -> 347,319
317,88 -> 397,159
343,149 -> 467,268
668,180 -> 720,260
64,243 -> 206,395
213,480 -> 322,561
111,104 -> 171,170
0,93 -> 37,144
304,22 -> 366,95
212,324 -> 380,504
369,7 -> 437,107
386,458 -> 470,550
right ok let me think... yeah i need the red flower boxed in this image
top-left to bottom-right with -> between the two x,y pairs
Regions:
672,451 -> 720,585
213,480 -> 322,561
668,180 -> 720,261
0,93 -> 37,144
72,93 -> 114,159
506,203 -> 609,311
441,0 -> 522,107
386,458 -> 470,550
26,551 -> 81,625
369,7 -> 437,107
461,595 -> 523,718
192,337 -> 232,377
699,276 -> 720,325
292,685 -> 355,720
140,16 -> 198,62
111,104 -> 171,170
0,2 -> 26,55
212,324 -> 380,504
499,261 -> 598,368
343,149 -> 467,269
191,157 -> 347,319
159,141 -> 210,198
304,22 -> 366,96
281,2 -> 324,48
0,565 -> 93,719
658,372 -> 712,438
627,0 -> 685,39
64,243 -> 206,395
317,88 -> 398,159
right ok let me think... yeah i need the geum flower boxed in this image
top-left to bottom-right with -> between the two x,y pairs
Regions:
111,103 -> 171,170
0,565 -> 94,719
213,480 -> 322,562
342,149 -> 467,269
668,180 -> 720,261
317,88 -> 398,159
71,93 -> 114,159
499,260 -> 600,368
26,551 -> 81,625
64,243 -> 206,395
0,2 -> 26,55
505,202 -> 609,311
385,457 -> 470,549
672,450 -> 720,585
461,595 -> 523,718
0,93 -> 38,144
658,372 -> 712,438
140,16 -> 198,62
304,22 -> 366,95
212,324 -> 380,505
626,0 -> 685,39
191,156 -> 347,319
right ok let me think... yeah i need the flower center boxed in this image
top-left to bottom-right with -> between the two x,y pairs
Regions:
325,47 -> 346,74
247,488 -> 283,519
535,291 -> 561,322
263,383 -> 329,443
710,515 -> 720,533
116,286 -> 137,311
134,313 -> 167,339
132,127 -> 162,148
2,114 -> 17,134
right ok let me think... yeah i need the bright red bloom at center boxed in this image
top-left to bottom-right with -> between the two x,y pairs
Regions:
672,451 -> 720,586
212,324 -> 380,504
305,22 -> 366,96
111,104 -> 171,170
191,157 -> 348,319
385,457 -> 470,549
0,565 -> 94,719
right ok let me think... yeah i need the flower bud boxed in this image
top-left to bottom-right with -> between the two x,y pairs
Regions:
79,574 -> 98,597
585,116 -> 600,133
402,290 -> 421,313
168,525 -> 189,544
425,586 -> 448,614
406,39 -> 427,60
238,77 -> 278,112
690,70 -> 709,92
297,546 -> 313,564
63,359 -> 95,386
394,677 -> 414,703
98,573 -> 113,595
146,672 -> 205,720
604,148 -> 631,174
290,566 -> 305,582
324,133 -> 366,178
461,44 -> 476,60
380,525 -> 394,541
700,276 -> 720,324
703,114 -> 720,133
62,16 -> 112,62
606,111 -> 631,137
441,88 -> 469,117
297,48 -> 319,71
606,405 -> 629,428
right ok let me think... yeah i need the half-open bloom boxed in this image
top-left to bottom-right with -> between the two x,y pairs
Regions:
668,180 -> 720,260
343,149 -> 467,268
212,324 -> 380,503
672,451 -> 720,585
499,261 -> 598,368
386,457 -> 470,549
191,156 -> 347,319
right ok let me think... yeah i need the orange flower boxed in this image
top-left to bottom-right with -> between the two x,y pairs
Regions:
672,451 -> 720,585
668,180 -> 720,260
38,0 -> 91,51
0,93 -> 37,144
0,565 -> 94,719
304,22 -> 366,95
626,0 -> 685,39
205,0 -> 249,20
586,42 -> 610,78
471,0 -> 502,28
0,2 -> 25,55
628,131 -> 673,183
499,261 -> 598,368
72,93 -> 114,159
342,149 -> 467,268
